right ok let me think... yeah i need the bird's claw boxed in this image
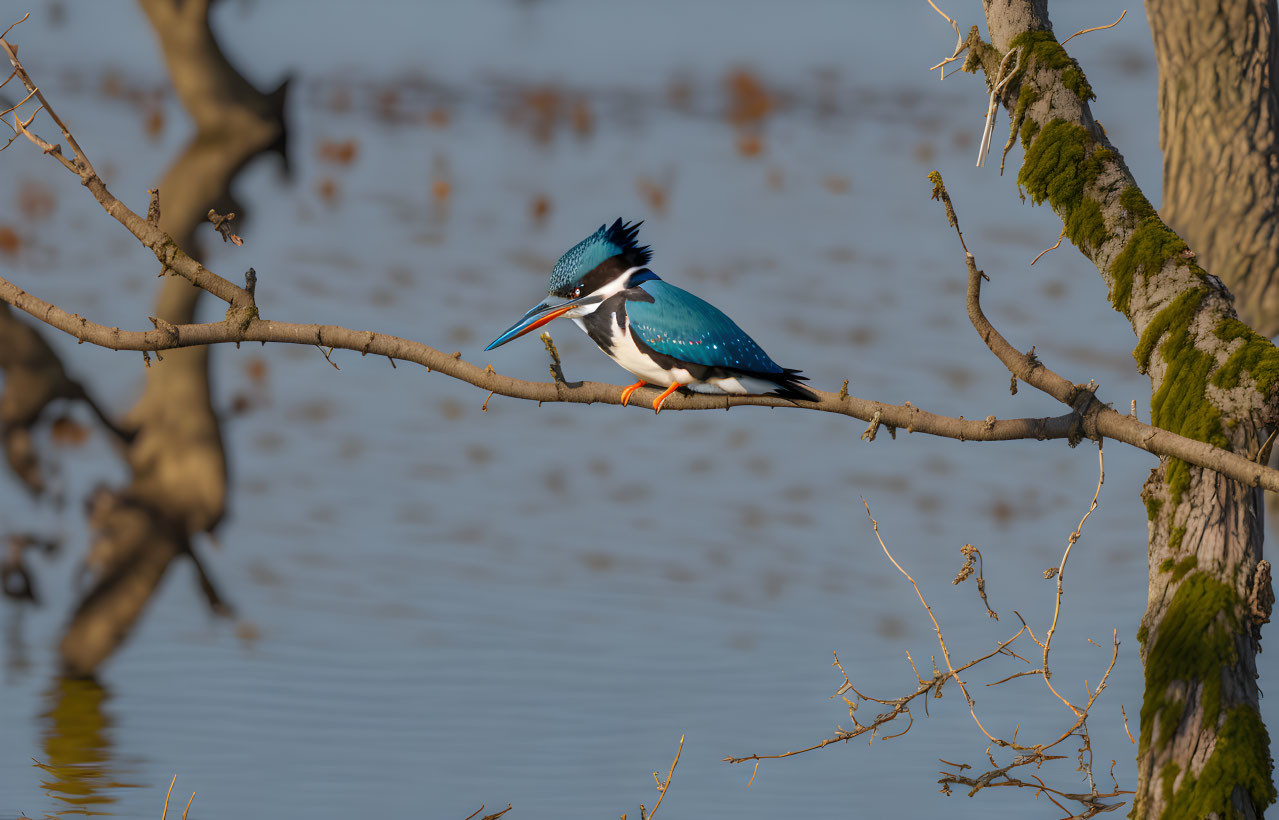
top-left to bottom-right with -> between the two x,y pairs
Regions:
620,380 -> 647,407
652,382 -> 683,414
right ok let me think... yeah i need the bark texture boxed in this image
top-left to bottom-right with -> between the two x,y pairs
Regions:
57,0 -> 286,676
976,1 -> 1277,816
1147,0 -> 1279,337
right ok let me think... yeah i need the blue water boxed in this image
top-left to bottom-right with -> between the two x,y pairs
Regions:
1,2 -> 1264,818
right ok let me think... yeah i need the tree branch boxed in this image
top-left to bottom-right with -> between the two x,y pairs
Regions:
5,20 -> 1279,500
0,36 -> 253,309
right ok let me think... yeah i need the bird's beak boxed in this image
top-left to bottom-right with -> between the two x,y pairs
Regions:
484,295 -> 596,351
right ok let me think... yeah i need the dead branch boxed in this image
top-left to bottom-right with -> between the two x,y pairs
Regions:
158,774 -> 196,820
1061,9 -> 1127,46
926,1 -> 967,79
637,734 -> 683,820
1041,443 -> 1105,707
952,543 -> 997,619
1031,228 -> 1065,265
864,500 -> 1002,744
724,608 -> 1028,768
0,34 -> 253,309
0,228 -> 1275,495
0,33 -> 1276,495
728,488 -> 1129,816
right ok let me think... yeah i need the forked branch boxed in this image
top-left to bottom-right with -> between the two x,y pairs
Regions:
1,24 -> 1278,499
725,493 -> 1131,816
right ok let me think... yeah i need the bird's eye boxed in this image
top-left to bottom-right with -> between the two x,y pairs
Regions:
573,286 -> 582,298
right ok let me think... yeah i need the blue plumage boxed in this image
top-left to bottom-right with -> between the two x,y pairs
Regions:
626,280 -> 785,374
485,219 -> 817,410
549,219 -> 651,296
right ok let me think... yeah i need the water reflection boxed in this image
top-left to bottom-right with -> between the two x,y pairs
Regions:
4,607 -> 30,682
35,678 -> 137,816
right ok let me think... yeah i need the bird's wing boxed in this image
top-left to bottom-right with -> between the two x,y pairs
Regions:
626,280 -> 784,374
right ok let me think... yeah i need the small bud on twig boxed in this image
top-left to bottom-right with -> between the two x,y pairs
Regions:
207,209 -> 243,245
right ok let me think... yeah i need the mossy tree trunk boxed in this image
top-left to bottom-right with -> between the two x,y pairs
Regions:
1146,0 -> 1279,337
977,1 -> 1277,816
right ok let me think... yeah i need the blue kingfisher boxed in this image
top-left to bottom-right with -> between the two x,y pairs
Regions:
485,219 -> 818,412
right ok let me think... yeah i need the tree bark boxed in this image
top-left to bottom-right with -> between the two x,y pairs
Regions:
976,1 -> 1276,816
1147,0 -> 1279,337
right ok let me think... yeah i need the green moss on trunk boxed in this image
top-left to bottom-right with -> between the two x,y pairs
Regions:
960,26 -> 1001,80
1160,761 -> 1180,805
1019,116 -> 1039,150
1139,573 -> 1239,757
1158,554 -> 1195,578
1065,197 -> 1107,253
1110,216 -> 1191,318
1016,119 -> 1113,256
1009,30 -> 1095,102
1132,287 -> 1227,503
1213,317 -> 1279,396
1120,185 -> 1158,224
1160,706 -> 1275,819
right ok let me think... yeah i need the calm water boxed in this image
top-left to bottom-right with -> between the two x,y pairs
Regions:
1,2 -> 1269,818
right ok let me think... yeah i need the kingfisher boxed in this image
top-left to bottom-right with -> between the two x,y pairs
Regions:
485,219 -> 818,412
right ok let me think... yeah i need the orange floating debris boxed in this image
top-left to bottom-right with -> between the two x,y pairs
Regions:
736,132 -> 764,158
317,138 -> 359,166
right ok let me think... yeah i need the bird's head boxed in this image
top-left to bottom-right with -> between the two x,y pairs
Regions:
485,219 -> 658,351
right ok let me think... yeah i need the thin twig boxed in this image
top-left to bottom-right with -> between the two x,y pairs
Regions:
160,775 -> 177,820
0,86 -> 37,118
1041,442 -> 1105,713
863,499 -> 1002,745
1031,228 -> 1066,265
641,734 -> 684,820
0,88 -> 1272,492
0,34 -> 254,307
926,0 -> 967,78
724,626 -> 1026,767
0,12 -> 29,41
1061,10 -> 1127,45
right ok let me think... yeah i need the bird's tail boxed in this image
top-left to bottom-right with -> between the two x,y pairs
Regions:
763,369 -> 819,403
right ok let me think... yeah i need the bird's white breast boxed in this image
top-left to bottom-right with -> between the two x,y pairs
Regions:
572,312 -> 761,395
574,314 -> 686,386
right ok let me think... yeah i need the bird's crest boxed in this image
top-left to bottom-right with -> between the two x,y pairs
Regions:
549,219 -> 652,295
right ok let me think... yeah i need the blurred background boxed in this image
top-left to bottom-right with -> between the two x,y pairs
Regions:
0,1 -> 1260,818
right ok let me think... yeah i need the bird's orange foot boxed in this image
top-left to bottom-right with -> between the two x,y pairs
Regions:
652,382 -> 683,414
620,380 -> 647,407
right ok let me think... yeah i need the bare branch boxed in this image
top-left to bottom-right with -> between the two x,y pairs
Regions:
207,208 -> 243,246
461,804 -> 512,820
1061,9 -> 1127,46
0,33 -> 253,308
1030,228 -> 1065,265
638,734 -> 683,820
0,27 -> 1275,494
926,1 -> 967,78
953,543 -> 998,619
1041,443 -> 1105,710
927,172 -> 1279,489
725,608 -> 1027,768
864,500 -> 1003,745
